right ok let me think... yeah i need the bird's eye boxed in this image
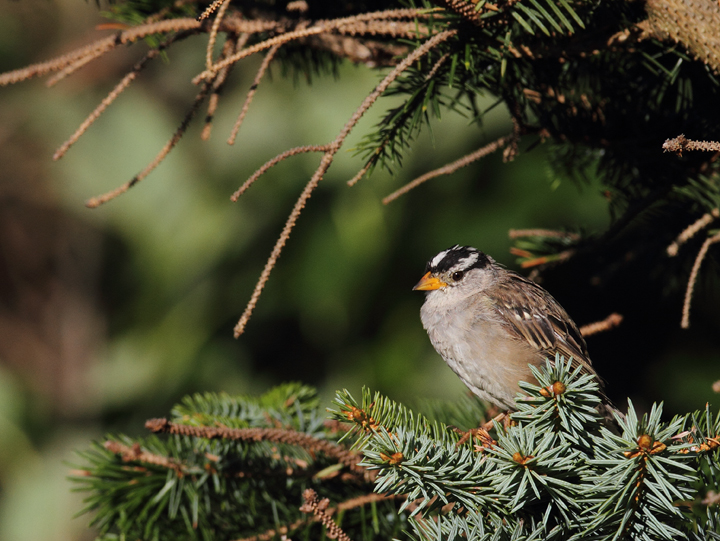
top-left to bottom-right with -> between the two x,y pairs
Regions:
452,271 -> 464,281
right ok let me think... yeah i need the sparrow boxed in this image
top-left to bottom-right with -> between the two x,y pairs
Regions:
414,245 -> 609,411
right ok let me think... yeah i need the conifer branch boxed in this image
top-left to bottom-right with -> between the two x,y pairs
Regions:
667,208 -> 720,256
233,29 -> 457,336
230,145 -> 332,201
0,17 -> 282,87
509,229 -> 581,240
205,0 -> 231,69
45,46 -> 113,87
515,248 -> 575,268
579,312 -> 623,337
681,230 -> 720,329
192,9 -> 436,84
300,489 -> 353,541
382,134 -> 512,204
72,366 -> 720,539
198,0 -> 227,22
85,79 -> 214,208
104,440 -> 185,474
53,31 -> 194,161
227,42 -> 281,145
235,519 -> 309,541
663,134 -> 720,156
201,34 -> 244,141
144,417 -> 364,472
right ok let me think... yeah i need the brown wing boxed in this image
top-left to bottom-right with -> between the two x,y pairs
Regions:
486,270 -> 599,379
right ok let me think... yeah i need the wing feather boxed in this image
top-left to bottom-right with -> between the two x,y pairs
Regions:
486,270 -> 599,380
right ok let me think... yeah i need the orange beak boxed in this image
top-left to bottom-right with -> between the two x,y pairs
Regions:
412,272 -> 447,291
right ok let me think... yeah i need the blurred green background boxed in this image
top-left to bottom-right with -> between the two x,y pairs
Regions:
0,2 -> 718,540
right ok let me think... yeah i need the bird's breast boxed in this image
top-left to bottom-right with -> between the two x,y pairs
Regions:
420,292 -> 539,409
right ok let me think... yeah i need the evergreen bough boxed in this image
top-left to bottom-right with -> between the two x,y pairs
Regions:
73,357 -> 720,540
3,0 -> 720,334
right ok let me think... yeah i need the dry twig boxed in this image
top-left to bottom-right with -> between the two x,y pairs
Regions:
230,145 -> 332,201
383,134 -> 512,204
236,492 -> 395,541
227,43 -> 281,145
104,440 -> 184,474
235,519 -> 309,541
509,229 -> 581,240
513,247 -> 576,268
202,34 -> 247,140
85,79 -> 214,208
145,418 -> 364,472
681,230 -> 720,328
53,32 -> 194,160
667,208 -> 720,256
0,17 -> 281,87
233,29 -> 457,337
198,0 -> 227,21
205,0 -> 231,69
663,134 -> 720,156
46,46 -> 115,87
192,8 -> 437,83
579,313 -> 623,337
300,489 -> 353,541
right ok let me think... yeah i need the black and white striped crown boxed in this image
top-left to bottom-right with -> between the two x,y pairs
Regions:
426,245 -> 491,273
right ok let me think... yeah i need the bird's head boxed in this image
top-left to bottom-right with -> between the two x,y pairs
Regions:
413,245 -> 495,294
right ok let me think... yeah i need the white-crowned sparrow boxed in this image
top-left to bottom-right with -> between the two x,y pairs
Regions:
414,245 -> 608,411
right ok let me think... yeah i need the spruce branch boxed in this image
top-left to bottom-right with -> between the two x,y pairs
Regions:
53,30 -> 195,160
382,133 -> 512,204
663,134 -> 720,156
437,0 -> 481,26
145,417 -> 364,473
205,0 -> 231,70
579,313 -> 624,337
192,9 -> 436,84
235,518 -> 309,541
509,229 -> 582,241
230,145 -> 332,201
667,208 -> 720,257
227,42 -> 281,145
104,440 -> 185,474
72,362 -> 720,540
6,0 -> 720,344
201,33 -> 244,141
85,78 -> 214,208
45,45 -> 113,87
232,28 -> 457,337
300,489 -> 354,541
681,230 -> 720,329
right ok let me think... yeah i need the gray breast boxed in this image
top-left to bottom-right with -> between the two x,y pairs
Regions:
420,290 -> 541,410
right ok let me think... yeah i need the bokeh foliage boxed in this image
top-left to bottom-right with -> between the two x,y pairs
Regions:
72,360 -> 720,540
1,0 -> 720,538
